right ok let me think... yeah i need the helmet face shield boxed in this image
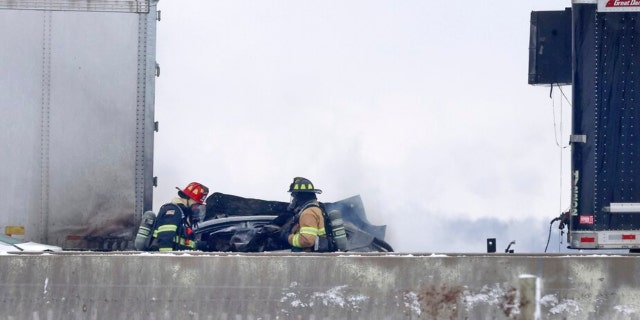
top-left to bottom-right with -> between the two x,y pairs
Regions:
287,195 -> 297,212
190,203 -> 206,224
287,192 -> 317,213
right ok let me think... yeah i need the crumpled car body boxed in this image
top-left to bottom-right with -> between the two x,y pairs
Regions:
0,234 -> 63,253
196,193 -> 393,252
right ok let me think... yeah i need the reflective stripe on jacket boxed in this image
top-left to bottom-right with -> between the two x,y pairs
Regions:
152,202 -> 197,251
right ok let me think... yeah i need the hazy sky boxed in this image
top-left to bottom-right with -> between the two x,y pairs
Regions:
152,0 -> 576,253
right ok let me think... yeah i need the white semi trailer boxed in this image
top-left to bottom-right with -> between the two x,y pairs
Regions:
0,0 -> 160,250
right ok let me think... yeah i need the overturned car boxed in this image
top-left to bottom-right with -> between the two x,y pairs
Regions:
195,193 -> 393,252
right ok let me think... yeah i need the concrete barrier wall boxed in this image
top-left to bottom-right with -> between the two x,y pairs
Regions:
1,252 -> 640,319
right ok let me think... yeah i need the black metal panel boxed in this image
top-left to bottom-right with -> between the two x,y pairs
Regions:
571,4 -> 640,232
528,8 -> 572,85
571,4 -> 598,232
486,238 -> 496,253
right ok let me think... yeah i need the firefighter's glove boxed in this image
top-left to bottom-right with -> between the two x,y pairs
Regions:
279,229 -> 291,245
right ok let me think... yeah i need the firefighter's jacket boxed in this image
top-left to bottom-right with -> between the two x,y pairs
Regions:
152,198 -> 199,251
288,201 -> 326,250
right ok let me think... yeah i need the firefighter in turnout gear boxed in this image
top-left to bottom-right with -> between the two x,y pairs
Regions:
150,182 -> 210,251
286,177 -> 329,252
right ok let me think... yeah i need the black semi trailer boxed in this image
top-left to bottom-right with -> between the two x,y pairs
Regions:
530,0 -> 640,250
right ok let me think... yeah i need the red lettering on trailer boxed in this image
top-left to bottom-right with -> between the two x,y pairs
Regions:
66,235 -> 83,240
581,237 -> 596,243
579,215 -> 594,224
622,234 -> 637,240
606,0 -> 640,7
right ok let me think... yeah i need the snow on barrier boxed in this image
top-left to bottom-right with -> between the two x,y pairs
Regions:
0,252 -> 638,319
